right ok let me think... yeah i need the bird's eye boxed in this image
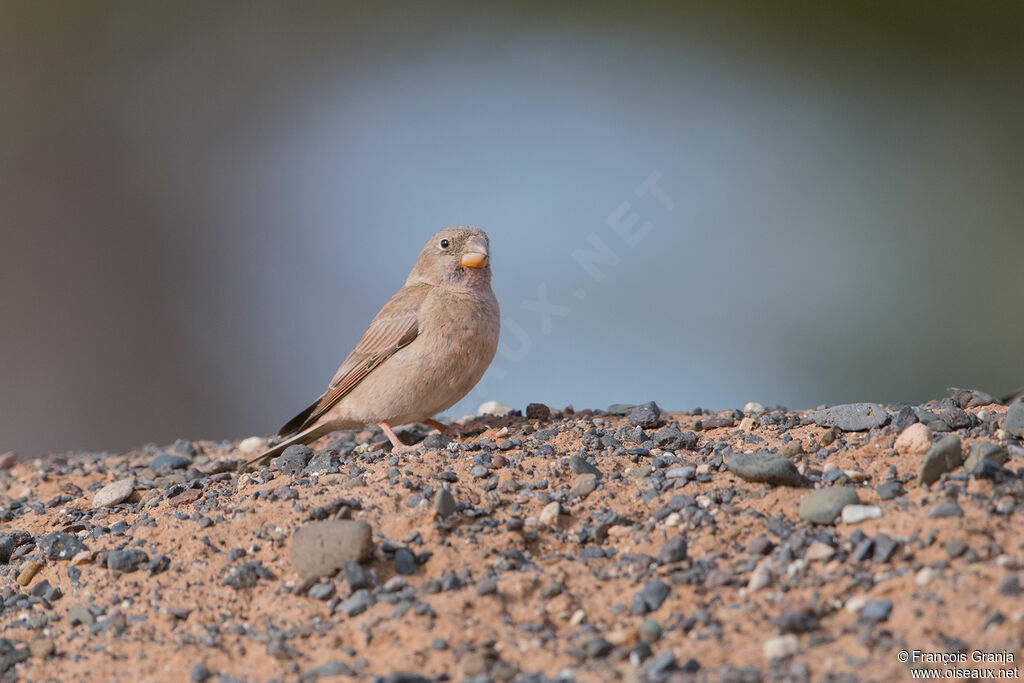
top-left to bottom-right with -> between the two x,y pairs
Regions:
439,238 -> 450,249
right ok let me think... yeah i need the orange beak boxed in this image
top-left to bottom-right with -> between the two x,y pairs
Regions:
460,238 -> 489,268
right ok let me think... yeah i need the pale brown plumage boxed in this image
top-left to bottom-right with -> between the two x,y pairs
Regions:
245,227 -> 500,468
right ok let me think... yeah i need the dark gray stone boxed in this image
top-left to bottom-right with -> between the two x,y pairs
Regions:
653,426 -> 699,451
568,454 -> 601,477
433,489 -> 457,518
872,534 -> 898,563
807,403 -> 888,431
892,405 -> 919,432
729,452 -> 807,487
919,435 -> 963,485
106,549 -> 149,572
342,561 -> 372,591
859,599 -> 893,623
299,661 -> 356,681
335,589 -> 373,617
532,429 -> 558,442
644,651 -> 676,677
150,453 -> 191,474
633,579 -> 670,614
947,387 -> 995,408
965,441 -> 1009,476
39,533 -> 87,561
639,618 -> 662,643
307,582 -> 335,601
190,662 -> 211,682
273,445 -> 314,475
940,407 -> 974,431
929,502 -> 964,518
628,401 -> 663,429
657,537 -> 688,564
422,433 -> 452,449
0,536 -> 16,564
584,636 -> 614,659
944,540 -> 967,558
876,481 -> 903,500
968,458 -> 1016,482
525,403 -> 551,420
303,449 -> 340,475
393,548 -> 416,575
773,609 -> 820,634
222,561 -> 275,589
998,575 -> 1021,596
852,538 -> 873,561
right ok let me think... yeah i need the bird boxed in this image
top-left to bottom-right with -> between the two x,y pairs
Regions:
244,226 -> 500,469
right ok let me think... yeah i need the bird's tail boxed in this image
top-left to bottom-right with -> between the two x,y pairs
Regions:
242,423 -> 331,471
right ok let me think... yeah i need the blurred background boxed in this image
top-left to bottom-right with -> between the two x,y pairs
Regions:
2,2 -> 1023,456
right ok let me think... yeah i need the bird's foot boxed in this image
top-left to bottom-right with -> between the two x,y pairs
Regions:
378,421 -> 422,455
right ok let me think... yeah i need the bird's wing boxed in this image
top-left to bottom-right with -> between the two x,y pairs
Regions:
277,284 -> 427,437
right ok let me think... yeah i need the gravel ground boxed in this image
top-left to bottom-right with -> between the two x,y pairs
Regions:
0,391 -> 1021,682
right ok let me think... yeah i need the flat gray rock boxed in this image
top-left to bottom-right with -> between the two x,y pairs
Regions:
568,454 -> 602,477
918,434 -> 963,485
807,403 -> 888,431
798,487 -> 860,525
569,473 -> 598,498
433,488 -> 457,518
729,452 -> 806,487
965,441 -> 1009,476
1004,399 -> 1024,438
291,520 -> 373,580
947,387 -> 995,408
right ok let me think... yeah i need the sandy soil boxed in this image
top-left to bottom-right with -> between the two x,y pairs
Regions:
0,396 -> 1020,682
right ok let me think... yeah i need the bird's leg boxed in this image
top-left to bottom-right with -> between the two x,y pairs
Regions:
378,421 -> 421,454
424,418 -> 462,439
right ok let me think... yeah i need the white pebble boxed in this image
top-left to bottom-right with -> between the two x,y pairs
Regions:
238,436 -> 264,454
845,595 -> 869,613
763,634 -> 800,659
915,567 -> 938,586
748,563 -> 772,591
477,400 -> 514,417
841,505 -> 882,524
996,555 -> 1022,570
539,502 -> 562,526
894,423 -> 931,456
92,478 -> 134,508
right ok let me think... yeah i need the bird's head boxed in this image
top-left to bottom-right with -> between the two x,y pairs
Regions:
408,226 -> 492,290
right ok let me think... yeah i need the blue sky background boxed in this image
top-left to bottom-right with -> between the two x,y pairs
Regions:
3,2 -> 1023,454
